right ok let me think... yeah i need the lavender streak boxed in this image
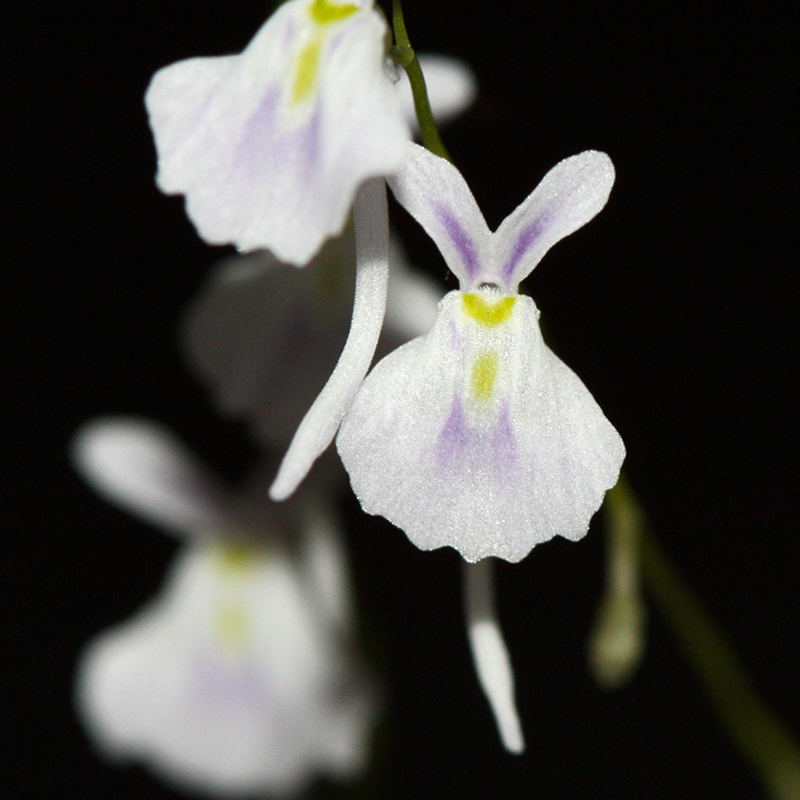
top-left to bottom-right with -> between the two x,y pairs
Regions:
436,398 -> 518,483
434,205 -> 480,278
438,397 -> 469,463
235,86 -> 281,174
191,648 -> 272,707
501,212 -> 552,282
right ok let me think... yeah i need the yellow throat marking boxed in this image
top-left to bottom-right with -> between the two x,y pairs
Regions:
215,542 -> 259,575
293,0 -> 360,104
216,605 -> 250,648
310,0 -> 360,24
293,37 -> 324,104
462,293 -> 516,327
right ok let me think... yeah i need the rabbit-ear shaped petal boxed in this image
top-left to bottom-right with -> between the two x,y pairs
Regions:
388,142 -> 491,288
495,151 -> 615,289
71,418 -> 230,537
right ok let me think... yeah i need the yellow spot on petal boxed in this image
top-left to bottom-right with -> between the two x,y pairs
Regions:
292,37 -> 323,104
216,542 -> 258,575
216,604 -> 249,647
309,0 -> 360,24
472,351 -> 499,401
463,293 -> 516,327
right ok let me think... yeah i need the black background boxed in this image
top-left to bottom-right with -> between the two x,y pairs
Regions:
5,1 -> 798,798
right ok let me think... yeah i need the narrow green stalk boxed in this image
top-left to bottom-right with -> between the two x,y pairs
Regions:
391,0 -> 452,162
588,477 -> 646,689
607,477 -> 800,799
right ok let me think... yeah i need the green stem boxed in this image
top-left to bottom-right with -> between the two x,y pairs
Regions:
587,477 -> 646,690
391,0 -> 452,162
607,477 -> 800,800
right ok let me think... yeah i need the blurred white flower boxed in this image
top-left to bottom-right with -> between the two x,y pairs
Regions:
146,0 -> 410,263
73,418 -> 377,797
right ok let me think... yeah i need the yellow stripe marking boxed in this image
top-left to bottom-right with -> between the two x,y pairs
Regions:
216,605 -> 249,647
472,352 -> 499,401
215,542 -> 258,575
293,37 -> 323,104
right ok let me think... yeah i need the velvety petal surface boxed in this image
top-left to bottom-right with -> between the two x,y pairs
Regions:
495,150 -> 615,288
388,143 -> 491,287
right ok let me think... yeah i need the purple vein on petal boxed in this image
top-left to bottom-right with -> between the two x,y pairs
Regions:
491,403 -> 518,481
301,103 -> 322,176
435,204 -> 479,279
501,211 -> 552,282
437,398 -> 518,485
437,396 -> 469,466
191,649 -> 273,708
235,85 -> 281,175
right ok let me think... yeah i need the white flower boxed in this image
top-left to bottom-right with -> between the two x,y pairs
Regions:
73,418 -> 377,796
146,0 -> 411,263
337,142 -> 626,563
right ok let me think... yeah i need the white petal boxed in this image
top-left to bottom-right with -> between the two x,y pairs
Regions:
398,54 -> 478,130
388,142 -> 491,288
146,0 -> 409,263
337,291 -> 625,563
77,544 -> 379,795
71,418 -> 229,536
144,55 -> 238,174
463,560 -> 524,754
493,150 -> 615,288
270,178 -> 389,500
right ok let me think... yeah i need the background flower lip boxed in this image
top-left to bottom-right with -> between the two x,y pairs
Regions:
179,232 -> 443,449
